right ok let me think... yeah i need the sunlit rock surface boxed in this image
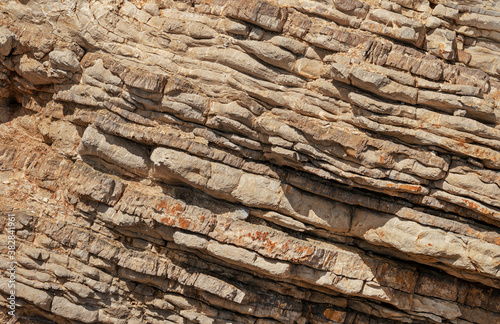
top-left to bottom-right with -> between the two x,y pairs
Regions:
1,0 -> 500,323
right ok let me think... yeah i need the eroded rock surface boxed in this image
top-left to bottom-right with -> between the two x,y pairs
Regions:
0,0 -> 500,323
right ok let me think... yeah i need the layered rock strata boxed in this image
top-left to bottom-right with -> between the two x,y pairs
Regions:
1,0 -> 500,323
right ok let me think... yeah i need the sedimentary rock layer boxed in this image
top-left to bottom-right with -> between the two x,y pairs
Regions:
0,0 -> 500,323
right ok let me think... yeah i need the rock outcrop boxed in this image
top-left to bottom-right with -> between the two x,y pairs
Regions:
1,0 -> 500,323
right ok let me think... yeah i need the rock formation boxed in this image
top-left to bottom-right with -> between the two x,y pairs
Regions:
1,0 -> 500,322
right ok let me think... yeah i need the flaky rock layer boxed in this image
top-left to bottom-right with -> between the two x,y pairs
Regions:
1,0 -> 500,323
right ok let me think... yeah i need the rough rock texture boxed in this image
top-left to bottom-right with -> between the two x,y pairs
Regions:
1,0 -> 500,323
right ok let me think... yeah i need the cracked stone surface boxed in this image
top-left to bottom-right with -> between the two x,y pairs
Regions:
0,0 -> 500,323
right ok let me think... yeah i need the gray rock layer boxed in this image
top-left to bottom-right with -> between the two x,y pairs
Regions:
0,0 -> 500,323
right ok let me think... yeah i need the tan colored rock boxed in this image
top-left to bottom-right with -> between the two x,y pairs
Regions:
294,57 -> 323,79
2,0 -> 500,322
425,28 -> 457,60
0,27 -> 15,57
51,296 -> 98,323
152,147 -> 212,186
206,240 -> 291,276
39,119 -> 83,158
187,47 -> 304,86
0,279 -> 52,311
49,50 -> 81,73
386,45 -> 444,80
432,4 -> 459,20
66,161 -> 127,206
361,9 -> 425,47
15,55 -> 66,85
78,125 -> 152,177
350,66 -> 417,104
263,34 -> 308,54
456,12 -> 500,33
197,0 -> 287,32
235,39 -> 296,71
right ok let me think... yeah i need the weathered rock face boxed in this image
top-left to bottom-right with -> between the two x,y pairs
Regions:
0,0 -> 500,322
